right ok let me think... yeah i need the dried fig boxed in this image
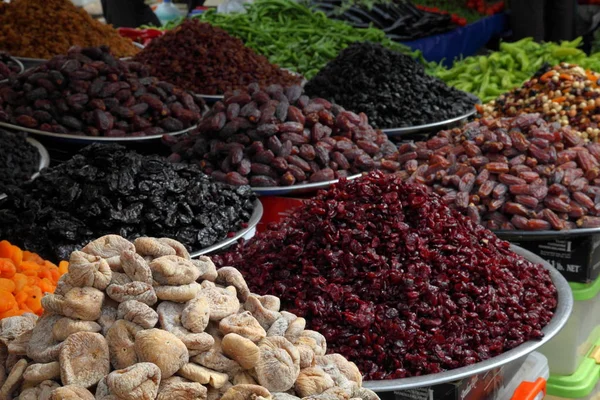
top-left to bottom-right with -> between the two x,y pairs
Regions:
134,237 -> 176,258
221,333 -> 260,370
219,311 -> 266,343
50,385 -> 95,400
157,376 -> 207,400
106,362 -> 161,400
134,329 -> 188,379
41,287 -> 104,321
150,255 -> 200,285
255,336 -> 300,392
294,367 -> 335,397
192,256 -> 218,281
23,362 -> 60,383
106,282 -> 157,305
177,363 -> 229,389
106,320 -> 142,370
117,300 -> 158,329
59,332 -> 109,388
155,282 -> 201,303
121,249 -> 152,285
221,384 -> 272,400
52,318 -> 102,342
67,251 -> 112,290
82,235 -> 135,269
216,267 -> 250,302
27,314 -> 64,363
199,286 -> 240,321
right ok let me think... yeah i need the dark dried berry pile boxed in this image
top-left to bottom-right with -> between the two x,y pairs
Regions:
0,46 -> 205,137
0,143 -> 256,262
304,42 -> 477,129
0,53 -> 21,80
395,113 -> 600,231
0,130 -> 40,193
133,20 -> 302,96
167,83 -> 401,187
214,171 -> 557,380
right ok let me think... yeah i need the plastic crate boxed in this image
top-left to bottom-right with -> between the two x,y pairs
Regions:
539,274 -> 600,375
546,336 -> 600,399
497,352 -> 549,400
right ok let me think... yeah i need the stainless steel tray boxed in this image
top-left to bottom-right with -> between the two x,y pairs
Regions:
363,244 -> 573,392
190,199 -> 263,257
0,121 -> 198,144
494,226 -> 600,240
381,107 -> 478,137
252,173 -> 363,196
0,136 -> 50,200
0,56 -> 24,84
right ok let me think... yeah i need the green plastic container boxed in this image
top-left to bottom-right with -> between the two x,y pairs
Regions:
539,274 -> 600,376
546,335 -> 600,399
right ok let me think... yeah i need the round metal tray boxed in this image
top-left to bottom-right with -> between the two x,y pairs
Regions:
0,56 -> 24,84
0,121 -> 198,144
381,107 -> 478,137
251,173 -> 363,196
494,226 -> 600,240
190,199 -> 263,257
0,136 -> 50,200
363,244 -> 573,392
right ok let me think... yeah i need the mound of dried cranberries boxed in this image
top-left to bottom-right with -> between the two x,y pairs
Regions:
215,171 -> 558,380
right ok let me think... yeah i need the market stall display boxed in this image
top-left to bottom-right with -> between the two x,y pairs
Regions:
0,144 -> 256,262
0,234 -> 379,400
309,0 -> 458,41
0,54 -> 23,83
480,64 -> 600,141
166,83 -> 401,188
0,240 -> 69,319
0,0 -> 139,60
133,20 -> 302,97
214,171 -> 559,380
304,42 -> 477,131
429,38 -> 600,103
195,0 -> 423,79
117,28 -> 165,47
391,113 -> 600,231
0,130 -> 43,194
0,47 -> 205,139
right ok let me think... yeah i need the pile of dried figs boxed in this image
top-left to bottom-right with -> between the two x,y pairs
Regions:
0,235 -> 378,400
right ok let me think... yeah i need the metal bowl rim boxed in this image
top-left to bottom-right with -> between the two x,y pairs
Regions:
381,107 -> 478,136
0,121 -> 197,142
252,173 -> 363,196
0,56 -> 25,84
363,244 -> 573,392
0,136 -> 49,200
494,226 -> 600,239
190,199 -> 263,257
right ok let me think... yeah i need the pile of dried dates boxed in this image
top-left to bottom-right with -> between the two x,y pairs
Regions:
0,235 -> 379,400
166,83 -> 401,187
0,46 -> 205,137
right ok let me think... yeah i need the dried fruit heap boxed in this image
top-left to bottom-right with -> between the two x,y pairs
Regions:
0,240 -> 68,319
395,114 -> 600,231
168,83 -> 401,187
0,53 -> 20,81
133,20 -> 302,96
304,42 -> 477,129
0,46 -> 205,138
0,235 -> 379,400
0,130 -> 40,193
0,0 -> 139,59
480,64 -> 600,141
0,144 -> 256,262
215,171 -> 558,380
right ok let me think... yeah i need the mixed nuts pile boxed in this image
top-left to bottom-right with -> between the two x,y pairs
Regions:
0,46 -> 205,138
480,63 -> 600,142
0,235 -> 378,400
167,83 -> 401,187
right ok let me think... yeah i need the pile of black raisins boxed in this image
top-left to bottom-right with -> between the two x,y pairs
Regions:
304,42 -> 478,129
0,143 -> 256,262
0,129 -> 41,193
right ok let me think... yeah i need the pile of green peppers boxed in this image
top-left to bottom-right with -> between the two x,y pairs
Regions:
429,37 -> 600,103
